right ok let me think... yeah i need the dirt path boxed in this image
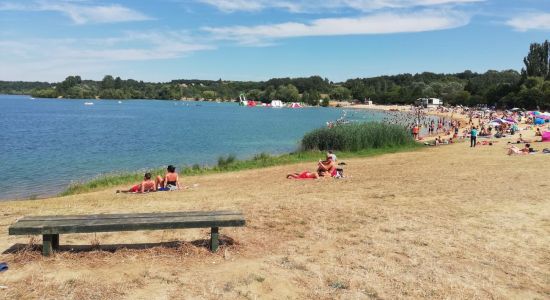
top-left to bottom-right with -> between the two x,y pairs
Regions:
1,141 -> 549,299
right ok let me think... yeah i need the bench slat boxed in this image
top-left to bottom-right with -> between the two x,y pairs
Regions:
19,210 -> 241,221
9,212 -> 245,235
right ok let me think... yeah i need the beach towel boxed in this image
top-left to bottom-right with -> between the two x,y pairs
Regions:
0,262 -> 8,272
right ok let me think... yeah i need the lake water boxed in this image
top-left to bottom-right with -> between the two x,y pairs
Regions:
0,95 -> 390,200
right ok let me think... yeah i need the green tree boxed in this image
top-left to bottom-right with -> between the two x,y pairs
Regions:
329,86 -> 352,101
246,89 -> 263,101
202,90 -> 217,100
522,40 -> 550,79
302,90 -> 321,106
101,75 -> 115,90
320,97 -> 330,107
114,76 -> 123,89
275,84 -> 299,102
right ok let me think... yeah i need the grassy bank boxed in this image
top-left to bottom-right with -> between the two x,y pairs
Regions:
61,123 -> 419,196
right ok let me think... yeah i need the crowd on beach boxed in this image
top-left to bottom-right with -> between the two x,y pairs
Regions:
402,105 -> 550,152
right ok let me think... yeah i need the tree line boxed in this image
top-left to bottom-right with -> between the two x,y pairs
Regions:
1,40 -> 549,110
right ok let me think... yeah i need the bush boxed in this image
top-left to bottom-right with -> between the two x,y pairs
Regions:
301,122 -> 415,151
217,154 -> 237,169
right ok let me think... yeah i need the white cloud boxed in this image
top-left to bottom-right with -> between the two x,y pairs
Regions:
203,10 -> 470,44
0,0 -> 152,24
507,12 -> 550,32
0,31 -> 214,81
198,0 -> 483,12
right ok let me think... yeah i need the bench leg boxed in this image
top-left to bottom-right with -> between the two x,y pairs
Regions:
42,234 -> 53,256
210,227 -> 219,252
52,234 -> 60,250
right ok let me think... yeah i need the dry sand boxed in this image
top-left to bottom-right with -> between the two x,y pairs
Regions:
0,137 -> 549,299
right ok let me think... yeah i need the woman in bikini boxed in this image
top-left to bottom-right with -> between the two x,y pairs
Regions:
287,171 -> 319,179
156,165 -> 181,190
117,172 -> 156,193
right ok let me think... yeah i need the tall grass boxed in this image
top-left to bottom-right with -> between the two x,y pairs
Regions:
301,122 -> 415,151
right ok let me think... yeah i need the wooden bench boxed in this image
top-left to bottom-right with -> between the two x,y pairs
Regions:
8,210 -> 245,256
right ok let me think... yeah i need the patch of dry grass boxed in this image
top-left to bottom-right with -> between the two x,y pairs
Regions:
0,137 -> 549,299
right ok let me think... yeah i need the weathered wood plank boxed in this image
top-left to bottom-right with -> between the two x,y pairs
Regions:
9,213 -> 245,235
20,211 -> 242,222
12,214 -> 244,229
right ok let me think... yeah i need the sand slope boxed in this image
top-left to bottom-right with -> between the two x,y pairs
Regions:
0,141 -> 549,299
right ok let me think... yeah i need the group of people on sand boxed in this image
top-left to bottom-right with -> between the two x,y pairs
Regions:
117,165 -> 181,193
286,151 -> 343,180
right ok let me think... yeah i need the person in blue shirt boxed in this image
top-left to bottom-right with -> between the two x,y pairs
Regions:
470,126 -> 478,147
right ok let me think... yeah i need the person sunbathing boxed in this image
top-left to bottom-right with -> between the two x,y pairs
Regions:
287,171 -> 319,179
156,165 -> 180,191
317,154 -> 336,177
117,172 -> 157,193
507,146 -> 524,155
521,143 -> 536,153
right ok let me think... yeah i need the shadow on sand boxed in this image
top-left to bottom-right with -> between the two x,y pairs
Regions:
3,235 -> 236,254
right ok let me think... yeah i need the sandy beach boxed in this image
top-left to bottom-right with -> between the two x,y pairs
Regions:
0,130 -> 548,299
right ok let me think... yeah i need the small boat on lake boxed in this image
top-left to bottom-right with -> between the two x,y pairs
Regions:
84,102 -> 94,106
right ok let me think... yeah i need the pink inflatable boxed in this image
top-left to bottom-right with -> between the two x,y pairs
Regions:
542,131 -> 550,142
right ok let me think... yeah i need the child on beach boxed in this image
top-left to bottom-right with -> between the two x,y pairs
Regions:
156,165 -> 181,191
117,172 -> 156,193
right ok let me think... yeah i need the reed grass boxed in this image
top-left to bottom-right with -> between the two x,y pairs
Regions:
301,122 -> 415,151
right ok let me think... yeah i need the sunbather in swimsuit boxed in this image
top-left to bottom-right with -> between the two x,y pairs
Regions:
118,172 -> 157,193
156,165 -> 181,190
287,171 -> 319,179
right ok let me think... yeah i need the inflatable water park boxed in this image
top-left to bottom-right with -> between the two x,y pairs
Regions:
238,93 -> 303,108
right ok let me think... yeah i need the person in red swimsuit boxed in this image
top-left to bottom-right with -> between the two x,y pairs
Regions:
117,172 -> 157,193
287,171 -> 319,179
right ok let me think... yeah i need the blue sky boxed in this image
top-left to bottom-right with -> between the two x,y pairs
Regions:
0,0 -> 549,82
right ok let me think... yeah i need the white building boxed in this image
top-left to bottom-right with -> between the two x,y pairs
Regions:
417,98 -> 443,108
